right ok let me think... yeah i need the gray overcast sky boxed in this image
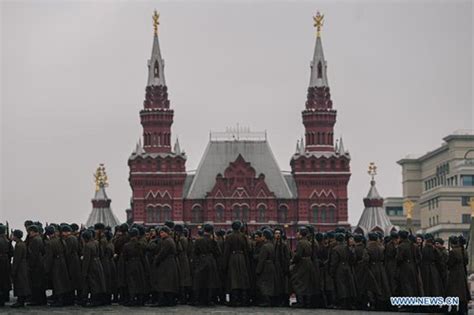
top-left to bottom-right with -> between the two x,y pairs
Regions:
1,0 -> 473,230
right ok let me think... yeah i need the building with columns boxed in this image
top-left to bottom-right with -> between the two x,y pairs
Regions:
397,130 -> 474,241
127,11 -> 351,239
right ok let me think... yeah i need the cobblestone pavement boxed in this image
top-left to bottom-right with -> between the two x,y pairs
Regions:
0,304 -> 432,315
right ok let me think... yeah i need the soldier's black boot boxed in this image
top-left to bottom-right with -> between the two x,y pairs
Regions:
10,296 -> 25,308
291,295 -> 305,308
49,294 -> 65,307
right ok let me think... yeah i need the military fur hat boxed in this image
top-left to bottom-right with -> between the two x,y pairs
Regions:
164,221 -> 175,229
174,224 -> 184,233
306,225 -> 315,235
0,224 -> 5,235
354,234 -> 364,243
298,227 -> 308,237
24,220 -> 33,228
159,226 -> 171,234
315,232 -> 324,242
335,233 -> 345,242
27,225 -> 39,233
390,231 -> 399,239
203,223 -> 214,233
82,230 -> 93,241
434,238 -> 444,245
44,225 -> 56,236
118,223 -> 129,233
231,220 -> 242,231
13,229 -> 23,239
70,223 -> 79,232
263,229 -> 273,240
398,230 -> 409,239
94,223 -> 105,230
449,235 -> 459,245
216,229 -> 226,237
459,235 -> 467,246
326,231 -> 335,239
368,232 -> 378,241
334,227 -> 346,234
253,230 -> 263,238
424,233 -> 434,241
129,228 -> 139,238
61,225 -> 72,233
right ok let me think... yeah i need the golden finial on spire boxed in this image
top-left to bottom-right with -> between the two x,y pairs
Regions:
368,162 -> 377,181
94,163 -> 108,192
313,11 -> 324,37
152,10 -> 160,35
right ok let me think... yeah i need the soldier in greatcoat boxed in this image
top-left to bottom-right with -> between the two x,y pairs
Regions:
273,228 -> 290,307
395,230 -> 421,298
121,228 -> 146,306
10,230 -> 30,308
62,224 -> 81,304
434,237 -> 448,295
26,225 -> 47,306
191,224 -> 221,306
80,230 -> 106,307
44,225 -> 71,306
366,232 -> 391,310
290,227 -> 316,308
223,220 -> 251,307
174,224 -> 192,304
152,226 -> 180,306
420,234 -> 444,299
446,236 -> 471,315
255,229 -> 277,307
0,224 -> 13,307
329,232 -> 356,309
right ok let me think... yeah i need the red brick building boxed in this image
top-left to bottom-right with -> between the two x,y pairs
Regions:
127,17 -> 351,239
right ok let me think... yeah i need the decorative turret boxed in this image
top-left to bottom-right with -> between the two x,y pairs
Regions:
355,163 -> 396,236
86,164 -> 120,228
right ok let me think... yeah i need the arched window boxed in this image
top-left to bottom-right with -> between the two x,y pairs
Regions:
154,60 -> 159,78
216,205 -> 224,222
162,205 -> 171,222
312,206 -> 318,223
317,132 -> 321,144
242,205 -> 249,222
152,133 -> 157,146
158,133 -> 161,146
317,61 -> 323,79
232,205 -> 241,221
257,205 -> 266,222
321,206 -> 327,223
320,160 -> 326,170
278,205 -> 288,223
146,206 -> 159,223
192,205 -> 203,223
328,206 -> 335,222
156,159 -> 161,171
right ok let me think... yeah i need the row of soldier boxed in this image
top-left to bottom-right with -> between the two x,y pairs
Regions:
0,220 -> 471,313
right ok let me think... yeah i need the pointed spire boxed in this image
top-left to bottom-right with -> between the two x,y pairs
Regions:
335,138 -> 339,153
338,136 -> 345,155
295,139 -> 300,154
147,10 -> 166,87
136,138 -> 144,155
299,137 -> 305,155
309,11 -> 328,88
174,137 -> 181,155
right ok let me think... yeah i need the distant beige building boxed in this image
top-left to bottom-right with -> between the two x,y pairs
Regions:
383,197 -> 407,229
397,130 -> 474,241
